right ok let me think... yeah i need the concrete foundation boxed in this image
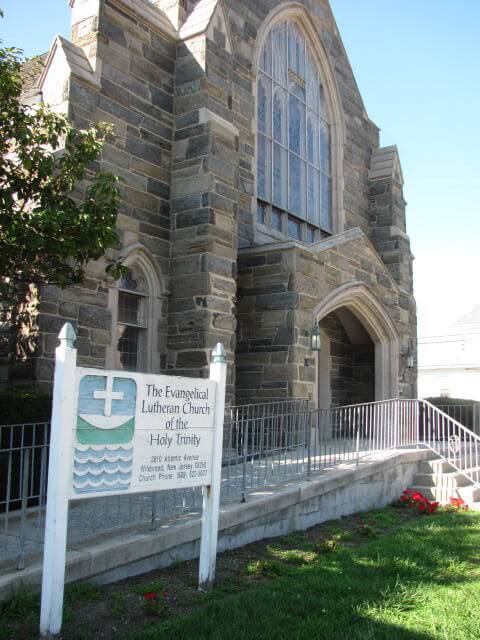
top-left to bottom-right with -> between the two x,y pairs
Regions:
0,448 -> 434,600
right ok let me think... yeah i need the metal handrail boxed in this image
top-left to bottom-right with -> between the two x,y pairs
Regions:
2,396 -> 480,571
420,400 -> 480,485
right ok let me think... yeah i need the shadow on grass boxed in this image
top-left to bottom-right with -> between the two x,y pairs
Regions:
129,512 -> 480,640
1,511 -> 479,640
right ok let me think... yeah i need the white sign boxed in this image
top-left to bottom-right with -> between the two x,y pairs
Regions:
71,370 -> 217,499
40,324 -> 227,637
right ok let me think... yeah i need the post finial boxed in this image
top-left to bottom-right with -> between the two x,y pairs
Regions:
58,323 -> 76,348
211,343 -> 226,364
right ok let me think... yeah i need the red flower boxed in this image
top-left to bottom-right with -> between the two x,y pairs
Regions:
399,490 -> 442,516
143,592 -> 158,601
428,502 -> 439,514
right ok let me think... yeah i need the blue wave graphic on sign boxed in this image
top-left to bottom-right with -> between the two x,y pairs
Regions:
73,375 -> 137,494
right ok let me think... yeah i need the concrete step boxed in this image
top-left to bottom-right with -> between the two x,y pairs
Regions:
418,459 -> 456,474
410,484 -> 480,505
413,472 -> 470,489
461,466 -> 480,480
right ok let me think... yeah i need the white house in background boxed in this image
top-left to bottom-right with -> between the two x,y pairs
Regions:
418,305 -> 480,400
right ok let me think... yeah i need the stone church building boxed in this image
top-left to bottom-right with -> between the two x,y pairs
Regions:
22,0 -> 417,406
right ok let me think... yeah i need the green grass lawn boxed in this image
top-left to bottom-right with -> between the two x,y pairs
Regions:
2,508 -> 480,640
133,511 -> 480,640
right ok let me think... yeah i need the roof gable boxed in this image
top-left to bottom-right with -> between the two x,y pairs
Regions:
369,145 -> 404,185
39,35 -> 100,92
180,0 -> 232,53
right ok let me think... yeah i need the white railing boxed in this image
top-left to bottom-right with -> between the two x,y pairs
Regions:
435,402 -> 480,437
421,400 -> 480,485
2,397 -> 480,571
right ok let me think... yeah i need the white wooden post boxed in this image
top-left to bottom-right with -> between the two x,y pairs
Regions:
198,343 -> 227,590
40,323 -> 77,637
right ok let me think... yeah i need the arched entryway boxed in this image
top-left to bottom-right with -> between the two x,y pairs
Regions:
313,282 -> 400,409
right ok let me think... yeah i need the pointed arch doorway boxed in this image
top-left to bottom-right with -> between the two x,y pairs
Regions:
313,282 -> 400,410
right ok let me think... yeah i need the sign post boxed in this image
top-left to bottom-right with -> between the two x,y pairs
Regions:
39,325 -> 227,637
40,324 -> 77,636
199,343 -> 227,590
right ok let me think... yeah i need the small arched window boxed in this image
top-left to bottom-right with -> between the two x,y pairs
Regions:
257,21 -> 333,242
116,267 -> 149,371
107,247 -> 162,374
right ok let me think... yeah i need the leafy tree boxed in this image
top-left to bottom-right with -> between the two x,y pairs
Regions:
0,42 -> 122,367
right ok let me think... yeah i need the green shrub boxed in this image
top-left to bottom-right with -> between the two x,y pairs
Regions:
0,390 -> 52,425
426,397 -> 477,407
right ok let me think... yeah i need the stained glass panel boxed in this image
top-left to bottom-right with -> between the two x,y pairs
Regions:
260,32 -> 272,75
321,174 -> 332,232
257,201 -> 267,225
272,24 -> 287,86
320,120 -> 330,174
288,23 -> 305,79
308,166 -> 320,225
257,134 -> 271,200
307,115 -> 319,166
288,95 -> 305,157
272,207 -> 283,231
289,154 -> 306,218
273,87 -> 286,144
257,20 -> 332,236
306,54 -> 319,114
273,143 -> 287,210
258,75 -> 271,136
289,75 -> 306,102
320,83 -> 326,119
288,216 -> 302,240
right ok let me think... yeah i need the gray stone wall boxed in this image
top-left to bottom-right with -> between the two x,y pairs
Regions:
370,177 -> 417,397
25,0 -> 416,403
168,10 -> 239,401
319,312 -> 374,407
35,0 -> 175,389
237,230 -> 415,403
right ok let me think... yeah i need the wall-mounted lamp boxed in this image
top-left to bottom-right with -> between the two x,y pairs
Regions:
308,322 -> 321,352
403,352 -> 415,369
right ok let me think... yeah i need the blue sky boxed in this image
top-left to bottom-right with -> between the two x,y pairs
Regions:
1,0 -> 479,336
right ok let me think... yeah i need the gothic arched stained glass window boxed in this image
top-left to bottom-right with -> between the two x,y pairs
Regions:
257,21 -> 333,240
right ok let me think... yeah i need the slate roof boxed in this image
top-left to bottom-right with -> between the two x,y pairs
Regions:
20,53 -> 47,102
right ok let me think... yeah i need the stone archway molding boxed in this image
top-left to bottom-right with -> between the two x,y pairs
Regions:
313,281 -> 400,401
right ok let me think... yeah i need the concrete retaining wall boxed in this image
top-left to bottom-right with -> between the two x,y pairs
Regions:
0,449 -> 433,600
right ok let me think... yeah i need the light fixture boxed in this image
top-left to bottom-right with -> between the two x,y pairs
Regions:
309,322 -> 321,352
402,351 -> 414,369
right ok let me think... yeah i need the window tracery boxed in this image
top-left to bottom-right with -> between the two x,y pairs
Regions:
257,21 -> 333,241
